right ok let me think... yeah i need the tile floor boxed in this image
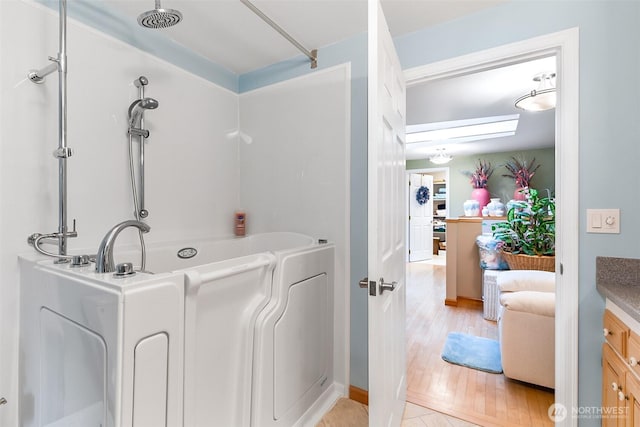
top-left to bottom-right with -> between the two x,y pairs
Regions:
402,402 -> 480,427
316,398 -> 480,427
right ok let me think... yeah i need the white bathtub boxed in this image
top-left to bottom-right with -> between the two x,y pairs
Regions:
19,232 -> 337,427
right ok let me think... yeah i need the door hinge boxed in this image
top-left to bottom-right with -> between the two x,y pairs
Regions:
408,215 -> 411,221
560,263 -> 564,274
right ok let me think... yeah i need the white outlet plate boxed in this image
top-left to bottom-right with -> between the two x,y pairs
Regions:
586,209 -> 620,234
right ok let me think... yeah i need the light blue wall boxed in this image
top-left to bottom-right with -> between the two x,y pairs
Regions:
396,1 -> 640,423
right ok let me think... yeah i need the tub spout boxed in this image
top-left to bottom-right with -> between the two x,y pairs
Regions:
95,220 -> 150,273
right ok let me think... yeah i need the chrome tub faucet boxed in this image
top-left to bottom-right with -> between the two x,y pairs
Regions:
95,220 -> 150,273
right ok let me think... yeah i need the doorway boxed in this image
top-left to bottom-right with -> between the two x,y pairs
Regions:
401,28 -> 579,423
405,68 -> 557,422
407,168 -> 449,263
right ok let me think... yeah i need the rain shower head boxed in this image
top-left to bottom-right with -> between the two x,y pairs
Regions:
138,0 -> 182,29
128,98 -> 159,128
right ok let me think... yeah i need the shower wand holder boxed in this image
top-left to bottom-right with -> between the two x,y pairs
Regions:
129,127 -> 150,138
53,147 -> 73,158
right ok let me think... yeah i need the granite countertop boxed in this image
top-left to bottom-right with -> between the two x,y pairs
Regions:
596,257 -> 640,323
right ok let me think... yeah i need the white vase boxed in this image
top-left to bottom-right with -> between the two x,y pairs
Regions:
487,198 -> 505,217
463,199 -> 480,216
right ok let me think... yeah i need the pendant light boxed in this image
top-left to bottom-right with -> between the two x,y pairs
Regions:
429,149 -> 453,165
515,73 -> 556,112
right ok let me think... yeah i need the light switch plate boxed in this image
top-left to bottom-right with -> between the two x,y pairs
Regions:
587,209 -> 620,234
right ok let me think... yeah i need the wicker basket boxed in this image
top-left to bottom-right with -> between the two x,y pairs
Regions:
501,251 -> 555,272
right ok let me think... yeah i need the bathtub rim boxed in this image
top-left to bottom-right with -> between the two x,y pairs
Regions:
17,231 -> 329,289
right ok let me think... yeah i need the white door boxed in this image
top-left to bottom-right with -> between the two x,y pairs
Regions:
367,0 -> 406,425
408,173 -> 433,262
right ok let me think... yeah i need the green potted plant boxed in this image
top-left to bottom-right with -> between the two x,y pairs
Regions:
491,188 -> 555,271
502,156 -> 540,200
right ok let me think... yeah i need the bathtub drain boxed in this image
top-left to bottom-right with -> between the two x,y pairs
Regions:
177,247 -> 198,259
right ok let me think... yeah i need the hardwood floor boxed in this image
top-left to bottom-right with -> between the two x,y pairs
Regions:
406,260 -> 554,427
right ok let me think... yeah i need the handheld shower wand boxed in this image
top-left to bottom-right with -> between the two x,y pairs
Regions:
126,76 -> 157,271
129,98 -> 159,130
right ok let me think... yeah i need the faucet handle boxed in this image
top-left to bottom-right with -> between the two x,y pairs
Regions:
70,255 -> 91,267
114,262 -> 135,278
66,219 -> 78,238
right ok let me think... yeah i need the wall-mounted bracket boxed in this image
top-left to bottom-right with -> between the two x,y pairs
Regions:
28,56 -> 59,84
240,0 -> 319,69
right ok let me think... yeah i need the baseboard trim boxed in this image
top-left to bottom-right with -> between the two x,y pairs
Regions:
349,385 -> 368,406
444,298 -> 457,306
457,296 -> 483,304
297,383 -> 342,427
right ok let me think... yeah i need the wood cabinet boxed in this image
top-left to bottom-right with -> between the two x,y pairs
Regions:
605,309 -> 629,358
627,372 -> 640,427
444,218 -> 482,303
602,308 -> 640,426
602,343 -> 628,427
629,331 -> 640,378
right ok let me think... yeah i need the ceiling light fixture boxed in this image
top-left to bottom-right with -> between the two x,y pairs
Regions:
429,149 -> 452,165
515,73 -> 556,112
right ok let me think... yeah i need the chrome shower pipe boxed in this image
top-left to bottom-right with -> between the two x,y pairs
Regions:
139,82 -> 146,219
56,0 -> 71,260
28,0 -> 76,262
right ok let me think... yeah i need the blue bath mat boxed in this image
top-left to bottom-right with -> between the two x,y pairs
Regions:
441,332 -> 503,374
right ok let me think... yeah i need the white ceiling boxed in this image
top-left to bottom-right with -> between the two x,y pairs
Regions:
406,56 -> 556,160
103,0 -> 552,159
106,0 -> 364,75
104,0 -> 507,75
